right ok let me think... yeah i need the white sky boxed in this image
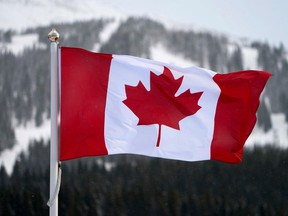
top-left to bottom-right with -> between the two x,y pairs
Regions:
105,0 -> 288,47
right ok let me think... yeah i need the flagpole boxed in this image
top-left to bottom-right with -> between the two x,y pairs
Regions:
48,28 -> 60,216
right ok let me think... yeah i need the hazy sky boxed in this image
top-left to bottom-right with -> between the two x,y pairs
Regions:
106,0 -> 288,47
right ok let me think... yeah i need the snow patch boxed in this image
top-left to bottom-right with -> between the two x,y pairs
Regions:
150,43 -> 197,67
92,19 -> 121,52
246,113 -> 288,148
99,19 -> 121,44
0,119 -> 50,175
96,159 -> 115,172
0,33 -> 46,55
227,44 -> 236,55
227,44 -> 259,70
242,46 -> 259,70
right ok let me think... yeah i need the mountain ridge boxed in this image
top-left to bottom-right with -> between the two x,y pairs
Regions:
0,3 -> 287,174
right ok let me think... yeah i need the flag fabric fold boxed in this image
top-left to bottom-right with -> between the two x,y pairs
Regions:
60,47 -> 271,163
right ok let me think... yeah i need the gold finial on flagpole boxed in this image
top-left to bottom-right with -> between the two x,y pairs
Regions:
48,28 -> 60,43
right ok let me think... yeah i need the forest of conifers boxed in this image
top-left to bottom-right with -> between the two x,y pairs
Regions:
0,140 -> 287,215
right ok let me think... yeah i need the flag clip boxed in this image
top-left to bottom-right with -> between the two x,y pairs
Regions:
47,162 -> 62,207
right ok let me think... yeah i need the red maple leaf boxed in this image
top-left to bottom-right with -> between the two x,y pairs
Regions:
123,66 -> 203,147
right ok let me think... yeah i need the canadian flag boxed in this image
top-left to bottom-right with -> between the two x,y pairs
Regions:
60,47 -> 271,163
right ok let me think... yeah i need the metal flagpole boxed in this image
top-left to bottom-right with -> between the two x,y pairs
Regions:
48,28 -> 60,216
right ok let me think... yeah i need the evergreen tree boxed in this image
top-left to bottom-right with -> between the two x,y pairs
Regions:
228,45 -> 243,71
257,98 -> 272,132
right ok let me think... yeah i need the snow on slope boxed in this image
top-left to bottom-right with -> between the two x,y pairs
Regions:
92,19 -> 121,52
242,46 -> 259,70
150,43 -> 198,67
247,113 -> 288,148
0,120 -> 50,175
227,44 -> 260,70
0,0 -> 125,31
0,33 -> 46,55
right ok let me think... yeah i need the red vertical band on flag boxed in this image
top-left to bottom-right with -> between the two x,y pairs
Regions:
60,47 -> 112,161
211,71 -> 271,163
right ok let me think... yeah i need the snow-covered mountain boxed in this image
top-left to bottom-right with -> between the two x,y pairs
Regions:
0,0 -> 125,31
0,0 -> 287,175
